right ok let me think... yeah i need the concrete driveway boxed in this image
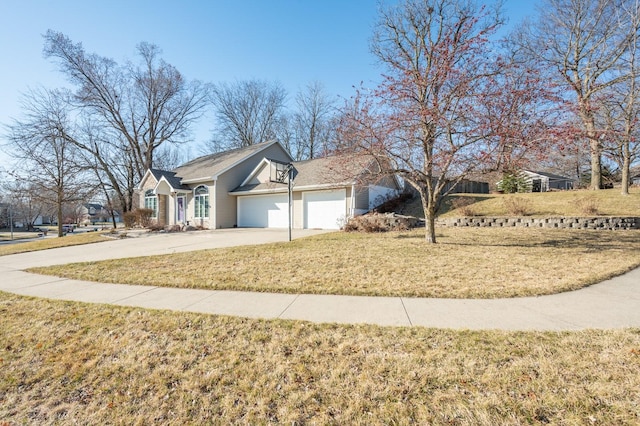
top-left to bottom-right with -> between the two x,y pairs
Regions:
0,228 -> 329,270
1,228 -> 639,331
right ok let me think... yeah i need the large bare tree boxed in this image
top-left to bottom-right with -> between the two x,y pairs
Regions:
207,79 -> 287,152
4,88 -> 94,236
598,0 -> 640,194
341,0 -> 511,243
516,0 -> 640,190
42,31 -> 210,211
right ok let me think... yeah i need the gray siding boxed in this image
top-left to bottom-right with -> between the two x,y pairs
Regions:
215,143 -> 291,228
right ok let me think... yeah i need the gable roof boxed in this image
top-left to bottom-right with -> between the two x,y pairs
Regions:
173,140 -> 288,183
149,168 -> 190,191
230,153 -> 391,194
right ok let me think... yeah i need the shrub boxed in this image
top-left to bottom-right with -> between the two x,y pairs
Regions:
136,208 -> 154,228
123,208 -> 155,228
449,197 -> 476,216
123,211 -> 137,228
576,196 -> 600,215
499,172 -> 530,193
344,213 -> 412,233
374,192 -> 414,213
503,196 -> 532,216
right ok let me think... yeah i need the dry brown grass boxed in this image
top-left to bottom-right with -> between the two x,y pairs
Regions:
0,232 -> 108,257
439,188 -> 640,218
1,293 -> 639,424
29,227 -> 640,299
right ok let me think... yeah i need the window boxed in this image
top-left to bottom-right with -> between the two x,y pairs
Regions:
144,189 -> 157,217
194,185 -> 209,219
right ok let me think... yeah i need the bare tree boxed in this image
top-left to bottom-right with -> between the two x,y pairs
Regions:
598,0 -> 640,194
42,31 -> 210,211
293,81 -> 336,160
207,79 -> 287,151
516,0 -> 640,190
3,88 -> 95,236
341,0 -> 510,243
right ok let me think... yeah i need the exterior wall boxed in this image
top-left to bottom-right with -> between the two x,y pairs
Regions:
354,187 -> 369,215
215,143 -> 291,228
292,191 -> 303,229
157,194 -> 168,225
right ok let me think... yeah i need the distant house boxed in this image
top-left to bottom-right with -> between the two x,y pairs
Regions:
632,174 -> 640,186
522,170 -> 575,192
78,203 -> 120,224
137,140 -> 401,230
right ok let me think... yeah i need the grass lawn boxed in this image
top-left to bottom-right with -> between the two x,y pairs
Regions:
28,227 -> 640,298
399,187 -> 640,218
0,232 -> 109,257
1,293 -> 639,424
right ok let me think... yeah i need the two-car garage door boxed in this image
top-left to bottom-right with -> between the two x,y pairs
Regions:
237,189 -> 346,229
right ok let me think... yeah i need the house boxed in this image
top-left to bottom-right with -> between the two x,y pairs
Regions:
230,154 -> 400,229
137,140 -> 400,230
522,170 -> 575,192
78,203 -> 120,224
632,174 -> 640,186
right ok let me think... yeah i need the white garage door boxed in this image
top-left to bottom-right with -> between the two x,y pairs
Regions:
238,194 -> 289,228
304,189 -> 346,230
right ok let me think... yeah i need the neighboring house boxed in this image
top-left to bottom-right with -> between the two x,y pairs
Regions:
78,203 -> 120,224
632,174 -> 640,186
137,140 -> 400,230
522,170 -> 575,192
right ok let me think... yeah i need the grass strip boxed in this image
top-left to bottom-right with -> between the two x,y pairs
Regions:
0,232 -> 109,257
1,293 -> 639,424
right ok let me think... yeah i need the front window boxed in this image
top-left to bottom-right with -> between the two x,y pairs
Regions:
194,185 -> 209,219
144,190 -> 158,218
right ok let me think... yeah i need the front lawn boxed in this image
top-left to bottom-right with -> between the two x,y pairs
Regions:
0,232 -> 109,257
1,293 -> 639,424
29,227 -> 640,298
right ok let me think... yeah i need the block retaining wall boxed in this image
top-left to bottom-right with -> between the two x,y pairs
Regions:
436,216 -> 640,230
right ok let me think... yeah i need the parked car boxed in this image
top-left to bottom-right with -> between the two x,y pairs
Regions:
62,224 -> 75,233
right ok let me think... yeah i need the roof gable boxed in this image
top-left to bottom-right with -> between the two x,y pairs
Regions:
173,140 -> 290,183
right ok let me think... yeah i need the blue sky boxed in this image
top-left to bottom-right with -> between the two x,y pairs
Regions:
0,0 -> 538,163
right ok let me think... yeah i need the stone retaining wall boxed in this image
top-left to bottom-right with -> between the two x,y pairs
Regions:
436,216 -> 640,230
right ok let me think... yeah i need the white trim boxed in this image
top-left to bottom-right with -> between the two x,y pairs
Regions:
239,158 -> 271,187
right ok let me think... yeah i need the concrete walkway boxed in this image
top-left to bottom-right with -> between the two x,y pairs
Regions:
1,229 -> 638,331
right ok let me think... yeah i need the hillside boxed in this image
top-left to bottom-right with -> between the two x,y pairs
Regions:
394,188 -> 640,218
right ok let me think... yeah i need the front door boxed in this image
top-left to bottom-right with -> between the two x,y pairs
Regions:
176,196 -> 186,223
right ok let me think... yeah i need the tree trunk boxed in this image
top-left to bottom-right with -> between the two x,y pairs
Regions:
584,118 -> 602,190
57,202 -> 63,237
621,150 -> 630,195
589,141 -> 602,190
420,191 -> 437,244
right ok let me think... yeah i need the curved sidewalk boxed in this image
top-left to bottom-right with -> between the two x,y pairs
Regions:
1,229 -> 639,331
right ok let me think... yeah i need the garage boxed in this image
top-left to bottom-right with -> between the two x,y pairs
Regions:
303,189 -> 347,229
237,193 -> 289,228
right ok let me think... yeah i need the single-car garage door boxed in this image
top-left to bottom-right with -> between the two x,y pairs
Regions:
238,194 -> 289,228
304,189 -> 346,229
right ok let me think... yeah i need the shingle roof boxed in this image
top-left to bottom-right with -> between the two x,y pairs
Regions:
149,169 -> 190,191
527,170 -> 574,181
173,140 -> 280,182
231,153 -> 382,193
